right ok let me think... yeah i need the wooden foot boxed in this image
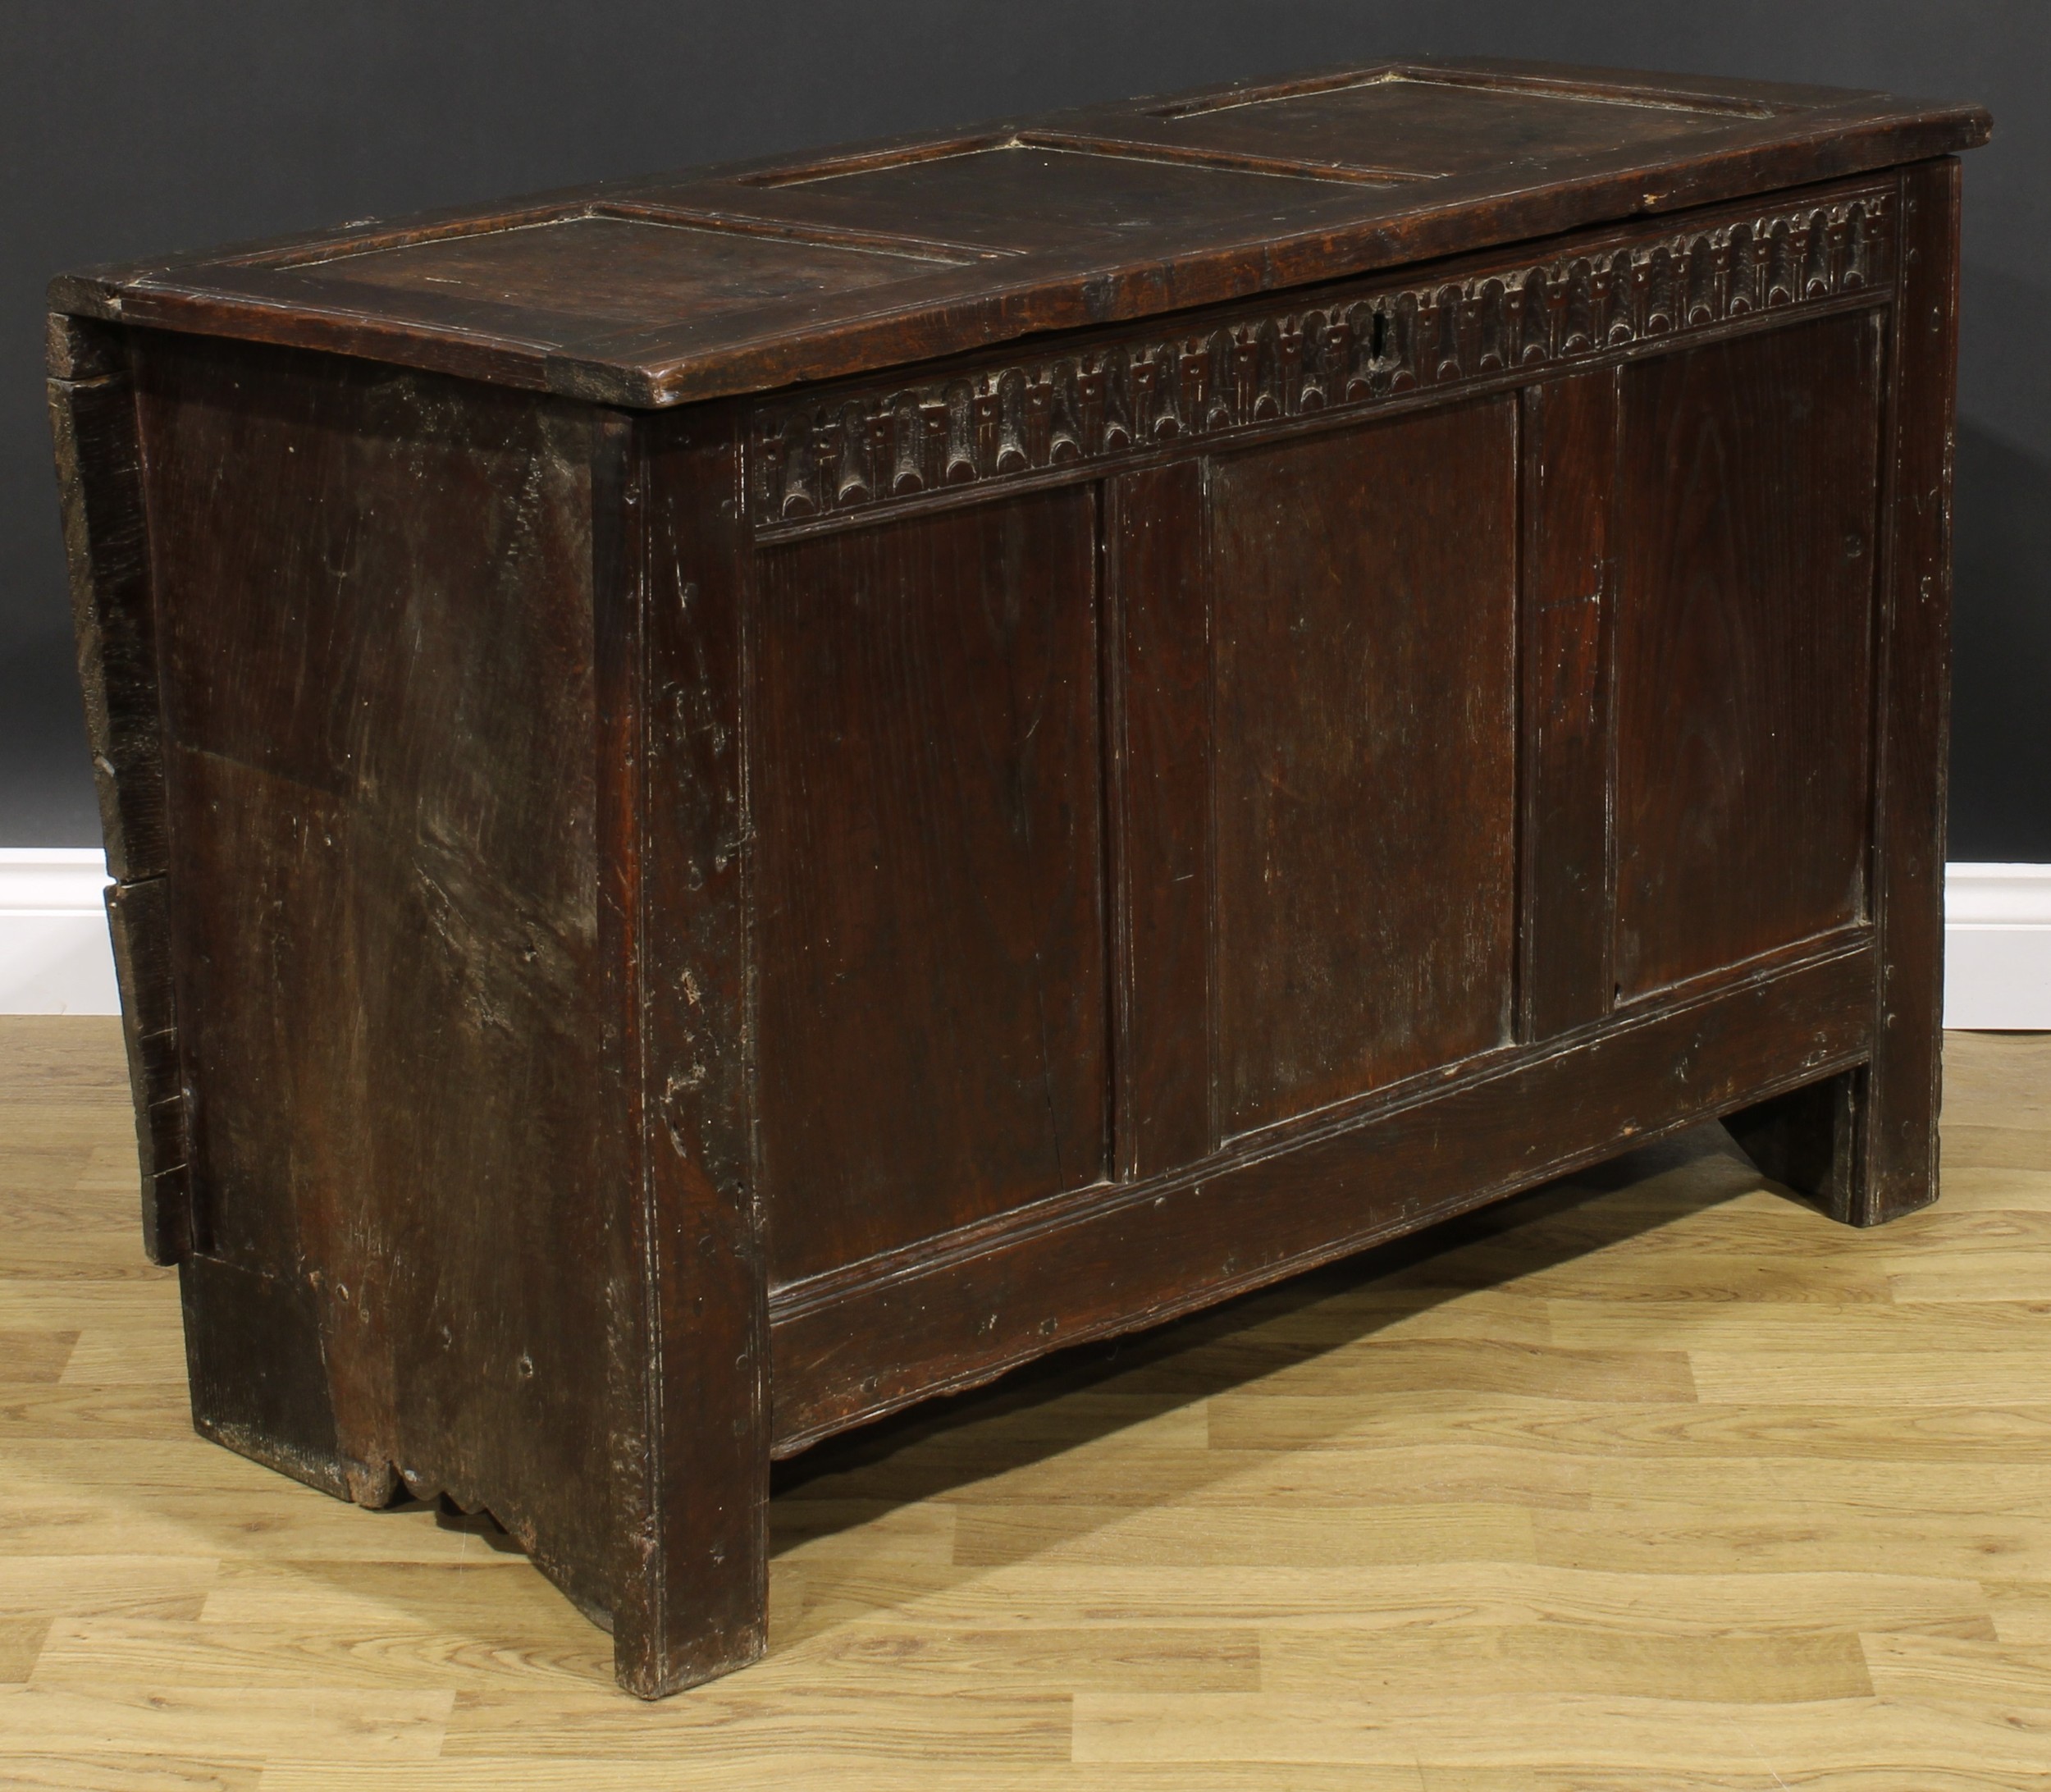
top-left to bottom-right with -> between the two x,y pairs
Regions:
1725,1064 -> 1934,1228
180,1255 -> 362,1502
610,1449 -> 770,1698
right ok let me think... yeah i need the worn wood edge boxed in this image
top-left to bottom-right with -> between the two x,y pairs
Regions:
1858,156 -> 1962,1226
1146,53 -> 1971,118
103,880 -> 190,1264
45,309 -> 126,380
46,318 -> 188,1266
46,372 -> 133,866
113,290 -> 564,395
767,938 -> 1876,1451
1869,157 -> 1958,1226
592,408 -> 660,1690
605,403 -> 771,1699
46,331 -> 166,880
614,399 -> 683,1701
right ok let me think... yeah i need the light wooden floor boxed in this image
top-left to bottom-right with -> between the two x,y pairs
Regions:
4,1022 -> 2051,1790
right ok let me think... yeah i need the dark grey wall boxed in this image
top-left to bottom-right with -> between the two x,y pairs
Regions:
4,2 -> 2045,853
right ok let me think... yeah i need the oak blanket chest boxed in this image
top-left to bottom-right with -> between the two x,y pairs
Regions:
49,59 -> 1989,1694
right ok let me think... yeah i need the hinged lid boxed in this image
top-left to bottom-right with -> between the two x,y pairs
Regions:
50,57 -> 1988,408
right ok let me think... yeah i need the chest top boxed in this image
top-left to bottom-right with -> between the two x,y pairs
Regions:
51,57 -> 1986,408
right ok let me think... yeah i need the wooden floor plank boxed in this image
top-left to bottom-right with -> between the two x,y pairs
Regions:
1547,1293 -> 2051,1350
772,1559 -> 1996,1638
1069,1690 -> 2051,1771
0,1758 -> 259,1792
818,1440 -> 1600,1511
1210,1390 -> 2051,1461
0,1618 -> 50,1684
436,1686 -> 1072,1758
1256,1623 -> 1877,1701
249,1767 -> 2051,1792
0,1684 -> 454,1759
2,1018 -> 2049,1780
27,1615 -> 616,1693
1861,1630 -> 2051,1703
1686,1347 -> 2051,1403
948,1501 -> 1539,1569
0,1557 -> 217,1621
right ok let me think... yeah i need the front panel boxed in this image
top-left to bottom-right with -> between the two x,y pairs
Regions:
748,176 -> 1907,1435
751,490 -> 1107,1287
1612,312 -> 1884,998
1209,400 -> 1520,1136
751,293 -> 1891,1287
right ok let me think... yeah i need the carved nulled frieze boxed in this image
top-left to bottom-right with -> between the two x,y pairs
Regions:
751,186 -> 1893,528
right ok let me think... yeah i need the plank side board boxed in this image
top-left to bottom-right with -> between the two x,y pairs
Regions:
48,60 -> 1983,1697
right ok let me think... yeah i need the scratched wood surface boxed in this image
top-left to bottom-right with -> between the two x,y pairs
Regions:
5,1015 -> 2050,1787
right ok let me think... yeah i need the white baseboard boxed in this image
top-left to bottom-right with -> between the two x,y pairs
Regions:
1941,863 -> 2051,1031
3,849 -> 2049,1028
0,848 -> 120,1015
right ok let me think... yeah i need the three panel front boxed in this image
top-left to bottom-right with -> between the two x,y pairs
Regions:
749,313 -> 1886,1296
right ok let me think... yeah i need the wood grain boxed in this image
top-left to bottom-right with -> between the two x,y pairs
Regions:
1611,310 -> 1883,999
751,490 -> 1107,1283
1106,460 -> 1211,1181
130,334 -> 622,1626
46,318 -> 188,1267
7,1015 -> 2050,1782
614,402 -> 770,1693
1863,157 -> 1966,1224
1209,398 -> 1518,1135
1519,367 -> 1619,1040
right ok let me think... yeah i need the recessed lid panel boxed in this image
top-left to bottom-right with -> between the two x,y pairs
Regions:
1141,71 -> 1767,175
742,142 -> 1384,243
276,214 -> 963,334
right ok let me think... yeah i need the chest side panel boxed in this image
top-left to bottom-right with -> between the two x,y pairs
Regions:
132,332 -> 620,1613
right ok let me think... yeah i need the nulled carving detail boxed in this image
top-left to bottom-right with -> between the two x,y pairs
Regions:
752,188 -> 1894,527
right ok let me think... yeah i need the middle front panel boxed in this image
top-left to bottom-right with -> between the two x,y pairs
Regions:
1112,399 -> 1520,1170
1208,398 -> 1520,1138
